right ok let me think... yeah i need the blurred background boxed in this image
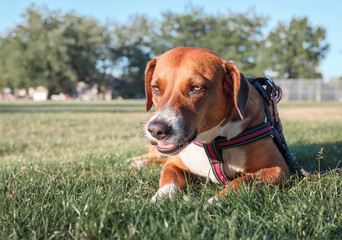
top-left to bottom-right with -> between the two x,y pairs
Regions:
0,0 -> 341,102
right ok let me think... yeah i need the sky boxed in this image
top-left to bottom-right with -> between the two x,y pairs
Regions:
0,0 -> 341,80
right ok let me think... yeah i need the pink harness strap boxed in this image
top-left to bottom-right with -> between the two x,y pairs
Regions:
216,126 -> 273,147
204,142 -> 228,185
193,122 -> 280,186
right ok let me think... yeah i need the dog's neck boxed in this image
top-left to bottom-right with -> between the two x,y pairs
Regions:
194,118 -> 246,143
195,85 -> 265,144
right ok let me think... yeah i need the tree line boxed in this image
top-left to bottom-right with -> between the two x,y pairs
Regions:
0,5 -> 329,98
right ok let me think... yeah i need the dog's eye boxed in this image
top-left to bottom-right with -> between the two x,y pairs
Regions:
151,85 -> 160,94
190,86 -> 204,94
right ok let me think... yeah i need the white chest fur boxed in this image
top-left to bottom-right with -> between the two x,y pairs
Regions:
179,144 -> 219,183
179,120 -> 247,183
179,143 -> 246,183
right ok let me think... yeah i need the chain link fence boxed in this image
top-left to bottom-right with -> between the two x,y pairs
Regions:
274,79 -> 342,102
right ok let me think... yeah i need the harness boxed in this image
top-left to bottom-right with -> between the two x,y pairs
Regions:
193,76 -> 301,185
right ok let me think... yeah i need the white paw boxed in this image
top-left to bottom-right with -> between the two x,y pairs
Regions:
129,159 -> 148,169
207,196 -> 219,205
151,183 -> 180,203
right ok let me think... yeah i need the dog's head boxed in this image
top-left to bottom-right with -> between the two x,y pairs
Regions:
143,47 -> 250,155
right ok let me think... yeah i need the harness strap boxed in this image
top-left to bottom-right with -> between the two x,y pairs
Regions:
193,76 -> 290,186
202,142 -> 229,185
216,123 -> 274,148
194,122 -> 283,185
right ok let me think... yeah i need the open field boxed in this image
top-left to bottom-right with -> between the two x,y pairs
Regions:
1,101 -> 341,239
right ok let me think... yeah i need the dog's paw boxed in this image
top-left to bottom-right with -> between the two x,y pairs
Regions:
207,196 -> 219,205
128,159 -> 148,169
151,183 -> 180,203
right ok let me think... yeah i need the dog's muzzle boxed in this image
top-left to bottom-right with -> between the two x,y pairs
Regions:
147,119 -> 197,155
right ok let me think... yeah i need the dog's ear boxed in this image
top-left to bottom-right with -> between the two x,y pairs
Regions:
223,61 -> 250,119
145,57 -> 157,111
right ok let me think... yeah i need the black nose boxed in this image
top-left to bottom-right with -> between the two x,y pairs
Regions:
148,120 -> 171,140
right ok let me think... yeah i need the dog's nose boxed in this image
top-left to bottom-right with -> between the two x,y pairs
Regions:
148,120 -> 171,140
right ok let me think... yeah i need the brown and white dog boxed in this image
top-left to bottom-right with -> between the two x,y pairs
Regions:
131,47 -> 289,203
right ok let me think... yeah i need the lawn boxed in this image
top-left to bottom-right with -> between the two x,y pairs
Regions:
1,101 -> 341,239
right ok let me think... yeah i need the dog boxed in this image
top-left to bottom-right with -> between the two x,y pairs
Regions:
131,47 -> 290,203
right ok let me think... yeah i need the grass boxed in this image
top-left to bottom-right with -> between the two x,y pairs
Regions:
0,100 -> 341,239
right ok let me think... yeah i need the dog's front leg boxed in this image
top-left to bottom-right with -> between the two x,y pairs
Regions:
151,155 -> 189,202
128,145 -> 166,168
208,166 -> 289,204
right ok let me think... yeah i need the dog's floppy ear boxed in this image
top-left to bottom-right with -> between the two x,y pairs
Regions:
145,57 -> 157,111
223,61 -> 250,119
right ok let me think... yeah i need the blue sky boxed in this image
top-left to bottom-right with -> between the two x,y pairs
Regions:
1,0 -> 341,79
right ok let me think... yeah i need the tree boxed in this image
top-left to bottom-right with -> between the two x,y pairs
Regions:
152,7 -> 267,76
62,12 -> 111,92
110,14 -> 156,98
0,6 -> 74,93
0,5 -> 111,97
0,5 -> 331,98
263,17 -> 329,79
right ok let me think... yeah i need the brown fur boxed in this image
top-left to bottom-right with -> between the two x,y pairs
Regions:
131,47 -> 289,200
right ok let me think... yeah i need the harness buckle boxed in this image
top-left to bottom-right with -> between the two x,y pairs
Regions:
265,75 -> 277,92
275,86 -> 282,103
265,75 -> 282,103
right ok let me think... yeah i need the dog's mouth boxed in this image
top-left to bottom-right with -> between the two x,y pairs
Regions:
151,130 -> 198,155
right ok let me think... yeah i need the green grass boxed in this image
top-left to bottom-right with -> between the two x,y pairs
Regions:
1,101 -> 341,239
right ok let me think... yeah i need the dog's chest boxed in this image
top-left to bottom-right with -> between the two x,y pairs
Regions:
179,143 -> 245,183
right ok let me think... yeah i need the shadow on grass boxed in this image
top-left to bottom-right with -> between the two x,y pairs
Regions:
0,102 -> 147,113
289,141 -> 342,173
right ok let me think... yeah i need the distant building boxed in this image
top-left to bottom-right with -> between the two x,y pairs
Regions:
30,86 -> 48,102
71,82 -> 99,101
